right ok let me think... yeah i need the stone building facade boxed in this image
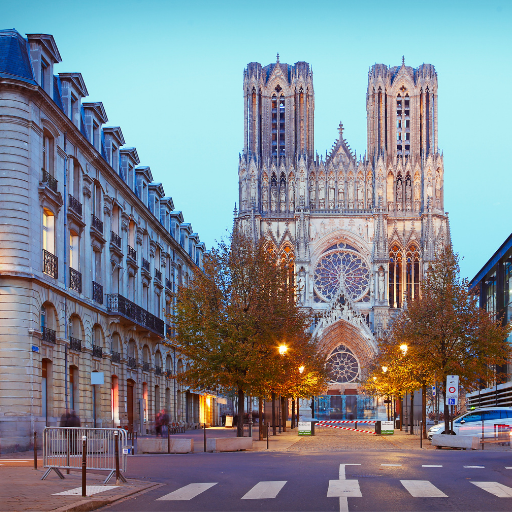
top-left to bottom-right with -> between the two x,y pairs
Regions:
237,56 -> 450,394
0,29 -> 216,452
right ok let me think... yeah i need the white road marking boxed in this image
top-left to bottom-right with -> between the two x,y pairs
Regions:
157,483 -> 217,501
53,486 -> 118,496
339,463 -> 361,479
241,481 -> 286,499
381,463 -> 402,467
505,467 -> 512,469
471,481 -> 512,497
400,480 -> 447,498
422,465 -> 443,467
464,465 -> 485,468
328,464 -> 362,512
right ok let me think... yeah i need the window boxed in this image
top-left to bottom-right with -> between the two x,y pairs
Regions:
43,209 -> 55,254
42,133 -> 54,175
396,89 -> 410,156
93,122 -> 99,149
70,95 -> 77,123
69,231 -> 79,270
40,306 -> 46,331
389,244 -> 403,308
41,58 -> 48,91
406,244 -> 420,300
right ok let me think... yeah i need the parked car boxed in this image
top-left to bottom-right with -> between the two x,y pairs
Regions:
427,407 -> 512,440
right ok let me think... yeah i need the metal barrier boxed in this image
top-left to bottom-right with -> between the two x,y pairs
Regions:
42,427 -> 128,483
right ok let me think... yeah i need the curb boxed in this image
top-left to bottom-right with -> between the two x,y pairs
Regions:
52,481 -> 161,512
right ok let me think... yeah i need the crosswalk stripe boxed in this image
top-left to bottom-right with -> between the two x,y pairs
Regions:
464,465 -> 485,468
471,482 -> 512,497
241,481 -> 286,499
327,479 -> 362,498
422,465 -> 443,467
157,483 -> 217,501
381,463 -> 402,467
400,480 -> 447,498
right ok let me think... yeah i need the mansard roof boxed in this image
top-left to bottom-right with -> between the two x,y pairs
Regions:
180,223 -> 193,235
58,72 -> 88,97
121,147 -> 140,165
26,33 -> 62,63
170,211 -> 184,223
83,101 -> 108,123
0,29 -> 36,84
135,164 -> 152,181
149,182 -> 165,197
161,197 -> 175,210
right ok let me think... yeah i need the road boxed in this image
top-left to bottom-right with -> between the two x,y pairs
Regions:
102,450 -> 512,511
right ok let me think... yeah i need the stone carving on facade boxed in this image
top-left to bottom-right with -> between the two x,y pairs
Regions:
271,185 -> 277,212
288,180 -> 295,210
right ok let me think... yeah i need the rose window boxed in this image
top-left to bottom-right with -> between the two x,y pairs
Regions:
326,345 -> 360,383
314,247 -> 370,302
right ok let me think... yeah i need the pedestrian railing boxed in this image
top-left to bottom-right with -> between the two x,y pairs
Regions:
42,427 -> 128,483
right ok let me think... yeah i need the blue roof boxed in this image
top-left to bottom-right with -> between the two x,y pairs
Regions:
0,29 -> 36,85
469,232 -> 512,290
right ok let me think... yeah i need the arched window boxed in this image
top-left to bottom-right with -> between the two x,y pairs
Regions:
406,244 -> 420,300
396,88 -> 410,156
279,95 -> 285,157
271,94 -> 278,157
280,244 -> 295,293
389,244 -> 403,308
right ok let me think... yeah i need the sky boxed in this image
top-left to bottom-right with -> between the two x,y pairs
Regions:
4,0 -> 511,280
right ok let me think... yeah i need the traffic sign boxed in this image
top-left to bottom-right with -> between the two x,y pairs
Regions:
445,375 -> 459,405
432,385 -> 436,397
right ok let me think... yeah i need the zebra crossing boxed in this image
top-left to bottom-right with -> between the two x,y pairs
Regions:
152,464 -> 512,506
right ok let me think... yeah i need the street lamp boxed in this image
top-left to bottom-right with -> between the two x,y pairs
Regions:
400,344 -> 408,356
278,344 -> 288,355
382,366 -> 388,373
298,365 -> 305,374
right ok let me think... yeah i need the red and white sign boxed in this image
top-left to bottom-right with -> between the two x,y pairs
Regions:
445,375 -> 459,405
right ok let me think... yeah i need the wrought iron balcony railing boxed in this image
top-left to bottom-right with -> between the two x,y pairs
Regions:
42,249 -> 58,279
142,361 -> 150,372
42,168 -> 58,193
142,258 -> 150,272
111,351 -> 121,363
128,245 -> 137,260
70,337 -> 82,352
127,356 -> 136,369
91,214 -> 103,234
165,278 -> 172,290
106,293 -> 165,337
155,366 -> 162,376
111,231 -> 122,248
92,281 -> 103,304
92,345 -> 103,358
41,326 -> 56,344
155,269 -> 162,281
69,267 -> 82,293
68,194 -> 82,215
166,369 -> 172,378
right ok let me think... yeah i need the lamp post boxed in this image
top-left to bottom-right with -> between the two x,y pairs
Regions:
399,344 -> 408,432
272,344 -> 288,435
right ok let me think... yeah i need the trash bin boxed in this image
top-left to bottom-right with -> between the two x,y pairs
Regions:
375,421 -> 381,435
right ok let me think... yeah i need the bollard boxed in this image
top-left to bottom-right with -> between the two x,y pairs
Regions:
420,421 -> 423,448
167,424 -> 171,454
81,436 -> 87,497
114,431 -> 120,485
204,423 -> 207,452
33,431 -> 37,470
266,423 -> 269,450
355,421 -> 357,430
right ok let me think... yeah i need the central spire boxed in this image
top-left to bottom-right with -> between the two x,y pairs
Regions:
276,52 -> 279,63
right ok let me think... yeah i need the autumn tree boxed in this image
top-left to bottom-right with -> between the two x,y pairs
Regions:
171,227 -> 326,437
368,246 -> 511,438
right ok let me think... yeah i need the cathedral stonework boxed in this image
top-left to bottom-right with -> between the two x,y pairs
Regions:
237,56 -> 449,393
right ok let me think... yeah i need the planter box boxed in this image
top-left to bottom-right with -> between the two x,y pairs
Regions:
137,437 -> 193,453
206,437 -> 252,452
431,434 -> 479,450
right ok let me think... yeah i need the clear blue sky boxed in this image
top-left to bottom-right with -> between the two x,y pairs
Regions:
5,0 -> 511,280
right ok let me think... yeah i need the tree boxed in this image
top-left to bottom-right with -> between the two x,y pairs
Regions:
171,227 -> 327,437
371,246 -> 511,438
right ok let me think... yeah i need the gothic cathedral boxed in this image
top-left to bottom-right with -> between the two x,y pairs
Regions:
237,56 -> 449,394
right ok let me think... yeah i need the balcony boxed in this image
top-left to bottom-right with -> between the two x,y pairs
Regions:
165,278 -> 172,290
42,169 -> 58,193
92,281 -> 103,304
69,268 -> 82,293
42,249 -> 58,279
155,366 -> 162,376
70,337 -> 82,352
111,351 -> 121,364
68,194 -> 82,216
91,214 -> 103,234
142,258 -> 150,272
41,326 -> 56,344
111,231 -> 122,248
92,345 -> 103,358
166,369 -> 172,379
127,356 -> 136,369
106,293 -> 165,337
155,268 -> 162,282
128,245 -> 137,260
142,361 -> 150,372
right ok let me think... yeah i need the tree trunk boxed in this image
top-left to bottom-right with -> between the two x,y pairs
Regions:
444,401 -> 450,436
282,396 -> 287,432
291,398 -> 296,429
272,391 -> 276,436
399,397 -> 403,431
410,392 -> 414,435
258,397 -> 264,441
237,387 -> 244,438
422,385 -> 427,439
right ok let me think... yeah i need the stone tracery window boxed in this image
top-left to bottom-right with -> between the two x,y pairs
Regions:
406,244 -> 420,300
279,244 -> 294,291
326,344 -> 360,383
389,244 -> 403,308
313,243 -> 370,303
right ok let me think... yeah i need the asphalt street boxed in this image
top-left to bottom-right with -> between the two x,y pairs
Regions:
102,450 -> 512,512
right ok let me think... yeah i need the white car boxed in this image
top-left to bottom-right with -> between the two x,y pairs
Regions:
427,407 -> 512,440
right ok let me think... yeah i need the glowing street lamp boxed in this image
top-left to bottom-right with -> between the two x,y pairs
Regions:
298,365 -> 305,374
400,344 -> 408,356
382,366 -> 388,373
278,344 -> 288,356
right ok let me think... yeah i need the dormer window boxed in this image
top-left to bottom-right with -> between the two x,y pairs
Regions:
41,58 -> 49,91
70,94 -> 77,122
93,122 -> 99,149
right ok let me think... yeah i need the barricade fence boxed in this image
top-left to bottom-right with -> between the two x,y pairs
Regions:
42,427 -> 128,482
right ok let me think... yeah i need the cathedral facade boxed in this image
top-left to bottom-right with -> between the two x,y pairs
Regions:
237,56 -> 450,394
